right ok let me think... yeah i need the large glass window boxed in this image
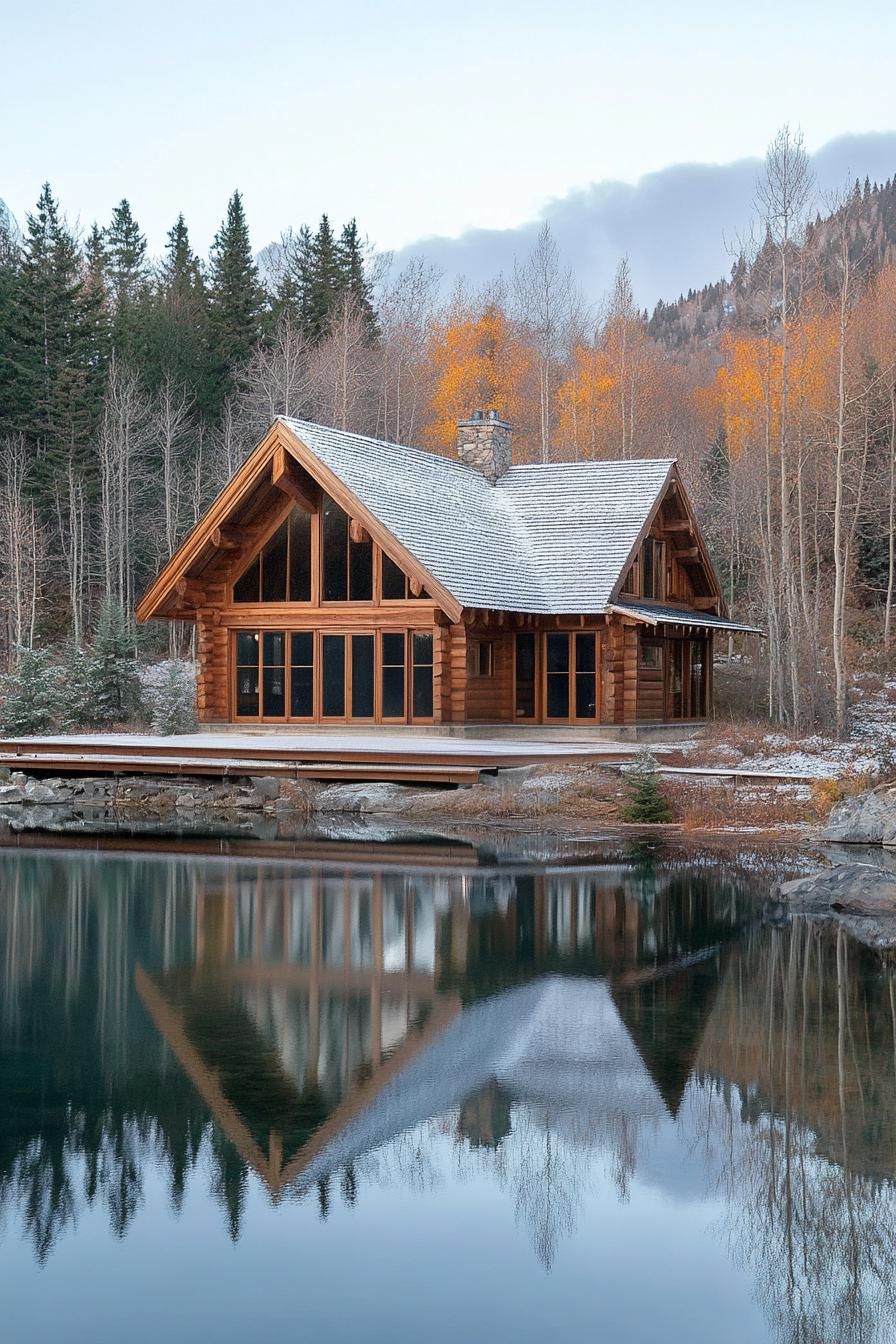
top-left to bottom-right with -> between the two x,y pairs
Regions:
515,633 -> 536,718
351,635 -> 375,718
290,631 -> 314,718
322,635 -> 346,717
262,631 -> 286,716
412,632 -> 433,719
575,633 -> 597,718
288,510 -> 312,602
381,632 -> 406,718
235,631 -> 260,716
234,507 -> 313,603
323,497 -> 349,601
323,494 -> 373,601
546,634 -> 570,718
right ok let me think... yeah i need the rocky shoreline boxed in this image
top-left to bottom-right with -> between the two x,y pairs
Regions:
823,782 -> 896,845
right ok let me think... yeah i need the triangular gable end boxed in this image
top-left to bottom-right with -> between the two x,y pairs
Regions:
135,421 -> 463,623
606,464 -> 724,613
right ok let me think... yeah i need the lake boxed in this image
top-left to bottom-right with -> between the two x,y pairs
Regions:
1,831 -> 895,1343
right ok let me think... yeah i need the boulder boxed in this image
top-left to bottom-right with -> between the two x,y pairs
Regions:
0,785 -> 24,804
773,863 -> 896,948
23,780 -> 58,804
822,785 -> 896,846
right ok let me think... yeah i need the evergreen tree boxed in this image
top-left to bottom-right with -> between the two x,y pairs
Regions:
272,223 -> 313,329
0,204 -> 22,437
143,214 -> 214,411
104,198 -> 149,360
337,219 -> 377,340
9,184 -> 101,500
87,600 -> 140,726
0,647 -> 65,735
208,192 -> 265,403
306,214 -> 343,344
621,753 -> 672,824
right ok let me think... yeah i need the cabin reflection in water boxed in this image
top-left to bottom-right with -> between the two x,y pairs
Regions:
137,856 -> 740,1198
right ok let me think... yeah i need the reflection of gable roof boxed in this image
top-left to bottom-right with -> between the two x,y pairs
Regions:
280,418 -> 674,614
294,976 -> 667,1191
611,949 -> 726,1117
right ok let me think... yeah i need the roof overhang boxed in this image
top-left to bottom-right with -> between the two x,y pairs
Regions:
135,420 -> 463,624
607,600 -> 764,635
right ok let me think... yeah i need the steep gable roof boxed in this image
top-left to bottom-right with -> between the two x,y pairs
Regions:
280,418 -> 674,614
137,416 -> 700,622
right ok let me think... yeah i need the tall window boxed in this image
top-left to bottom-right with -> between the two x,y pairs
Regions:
234,509 -> 312,603
382,551 -> 427,600
546,633 -> 570,718
642,537 -> 665,601
412,632 -> 434,718
323,495 -> 372,601
235,632 -> 260,716
381,633 -> 406,718
515,633 -> 536,718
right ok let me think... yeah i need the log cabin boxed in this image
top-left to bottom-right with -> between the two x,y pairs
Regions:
135,411 -> 759,728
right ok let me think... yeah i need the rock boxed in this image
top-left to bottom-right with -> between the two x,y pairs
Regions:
823,785 -> 896,846
249,776 -> 281,801
0,785 -> 24,804
773,863 -> 896,947
314,782 -> 425,814
23,781 -> 57,804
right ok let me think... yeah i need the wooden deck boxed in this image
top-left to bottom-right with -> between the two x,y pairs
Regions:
0,731 -> 647,787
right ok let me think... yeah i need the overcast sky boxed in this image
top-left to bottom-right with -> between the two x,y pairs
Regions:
3,0 -> 895,306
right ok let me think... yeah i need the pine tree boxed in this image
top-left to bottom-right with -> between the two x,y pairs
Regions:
105,199 -> 147,311
0,646 -> 65,735
10,184 -> 101,500
0,203 -> 21,437
87,599 -> 140,727
272,223 -> 313,329
208,192 -> 266,403
143,214 -> 214,411
337,219 -> 377,340
621,753 -> 672,824
306,214 -> 343,344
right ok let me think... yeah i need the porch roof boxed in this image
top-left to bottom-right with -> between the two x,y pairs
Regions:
607,600 -> 763,635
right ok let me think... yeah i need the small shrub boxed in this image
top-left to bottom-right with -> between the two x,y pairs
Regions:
622,753 -> 672,824
810,777 -> 843,816
140,660 -> 197,735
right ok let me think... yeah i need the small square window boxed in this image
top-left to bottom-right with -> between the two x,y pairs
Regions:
472,640 -> 494,678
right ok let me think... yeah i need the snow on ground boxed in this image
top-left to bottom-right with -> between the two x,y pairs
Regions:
705,678 -> 896,779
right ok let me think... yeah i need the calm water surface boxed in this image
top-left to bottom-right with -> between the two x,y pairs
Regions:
1,833 -> 895,1344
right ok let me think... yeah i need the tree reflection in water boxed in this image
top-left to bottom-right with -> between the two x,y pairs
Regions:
2,842 -> 896,1341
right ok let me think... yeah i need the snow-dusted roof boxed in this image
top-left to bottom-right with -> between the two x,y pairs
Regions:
293,976 -> 668,1191
280,418 -> 674,614
608,600 -> 763,634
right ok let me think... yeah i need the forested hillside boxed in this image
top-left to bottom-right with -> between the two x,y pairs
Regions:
1,128 -> 895,733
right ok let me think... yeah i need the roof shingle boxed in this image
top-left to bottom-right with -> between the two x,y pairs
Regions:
281,418 -> 674,614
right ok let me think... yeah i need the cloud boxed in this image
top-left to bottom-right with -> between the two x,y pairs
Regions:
393,132 -> 896,311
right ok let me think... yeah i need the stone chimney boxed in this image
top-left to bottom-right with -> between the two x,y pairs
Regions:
457,409 -> 513,483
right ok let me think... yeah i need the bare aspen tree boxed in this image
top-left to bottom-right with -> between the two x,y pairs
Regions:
756,126 -> 814,724
376,256 -> 441,445
53,450 -> 87,647
512,223 -> 580,462
0,435 -> 43,661
307,293 -> 375,433
97,356 -> 151,610
603,257 -> 648,458
239,313 -> 311,429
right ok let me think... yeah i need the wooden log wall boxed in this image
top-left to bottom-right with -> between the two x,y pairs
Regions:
196,611 -> 229,723
464,629 -> 514,723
